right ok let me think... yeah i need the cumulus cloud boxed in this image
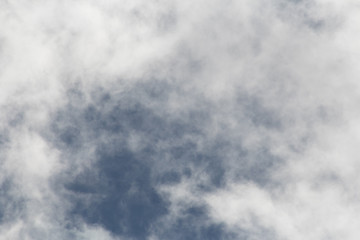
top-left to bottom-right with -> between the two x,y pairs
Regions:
1,0 -> 360,239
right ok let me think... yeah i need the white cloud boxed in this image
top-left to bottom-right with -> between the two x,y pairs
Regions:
1,0 -> 360,239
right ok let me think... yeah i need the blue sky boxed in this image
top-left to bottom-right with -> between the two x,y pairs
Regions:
1,0 -> 360,239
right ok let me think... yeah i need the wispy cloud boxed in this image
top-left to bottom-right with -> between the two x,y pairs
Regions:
1,0 -> 360,239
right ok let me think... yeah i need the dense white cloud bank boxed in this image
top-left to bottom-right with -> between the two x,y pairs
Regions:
1,0 -> 360,239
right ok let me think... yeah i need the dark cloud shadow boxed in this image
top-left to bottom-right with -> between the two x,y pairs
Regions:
47,83 -> 284,239
66,149 -> 168,239
153,205 -> 238,240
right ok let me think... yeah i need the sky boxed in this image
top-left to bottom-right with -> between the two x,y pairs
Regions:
1,0 -> 360,239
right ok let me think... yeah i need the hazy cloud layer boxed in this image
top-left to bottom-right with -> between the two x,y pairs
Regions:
1,0 -> 360,239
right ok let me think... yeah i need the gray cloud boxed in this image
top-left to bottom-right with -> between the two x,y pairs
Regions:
1,0 -> 360,239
